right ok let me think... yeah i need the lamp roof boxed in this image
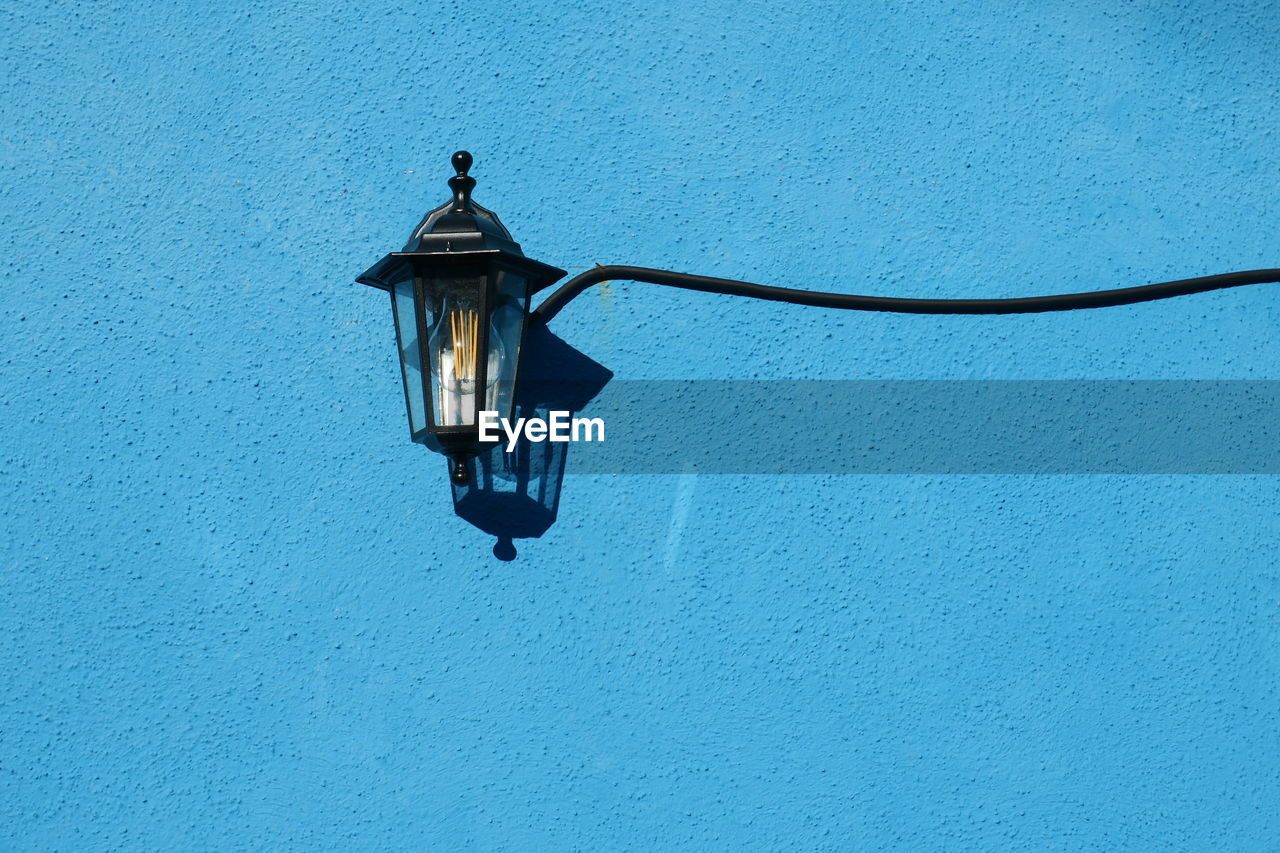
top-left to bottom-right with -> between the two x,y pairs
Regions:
357,151 -> 565,292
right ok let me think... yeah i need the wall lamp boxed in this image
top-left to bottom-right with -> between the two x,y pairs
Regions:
358,151 -> 1280,486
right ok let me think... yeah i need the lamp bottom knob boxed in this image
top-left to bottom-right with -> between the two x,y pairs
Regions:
449,455 -> 472,486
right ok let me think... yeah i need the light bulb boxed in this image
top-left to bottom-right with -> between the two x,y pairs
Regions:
428,300 -> 504,426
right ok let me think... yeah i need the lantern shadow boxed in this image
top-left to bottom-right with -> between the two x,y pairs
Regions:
449,319 -> 613,560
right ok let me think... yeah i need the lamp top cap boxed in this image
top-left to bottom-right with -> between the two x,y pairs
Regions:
356,148 -> 569,290
388,148 -> 516,252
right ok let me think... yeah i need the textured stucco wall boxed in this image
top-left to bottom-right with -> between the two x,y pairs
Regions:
3,0 -> 1279,849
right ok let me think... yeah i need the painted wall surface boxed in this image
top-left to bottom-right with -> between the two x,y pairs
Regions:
3,1 -> 1279,849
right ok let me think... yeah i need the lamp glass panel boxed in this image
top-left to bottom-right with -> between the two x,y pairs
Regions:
390,279 -> 426,434
488,270 -> 529,421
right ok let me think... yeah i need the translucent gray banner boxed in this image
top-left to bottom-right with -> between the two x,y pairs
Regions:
513,380 -> 1280,474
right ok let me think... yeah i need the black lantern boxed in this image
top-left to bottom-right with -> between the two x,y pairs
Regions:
357,152 -> 566,485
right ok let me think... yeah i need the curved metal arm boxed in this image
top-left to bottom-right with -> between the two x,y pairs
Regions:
531,265 -> 1280,323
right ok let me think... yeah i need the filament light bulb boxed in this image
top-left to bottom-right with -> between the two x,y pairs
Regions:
428,300 -> 503,426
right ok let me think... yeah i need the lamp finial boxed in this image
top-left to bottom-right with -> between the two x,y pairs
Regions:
448,150 -> 476,212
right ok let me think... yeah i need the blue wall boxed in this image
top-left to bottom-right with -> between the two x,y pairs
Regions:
4,0 -> 1279,849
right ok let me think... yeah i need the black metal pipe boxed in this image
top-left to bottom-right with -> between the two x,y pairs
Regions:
532,265 -> 1280,322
